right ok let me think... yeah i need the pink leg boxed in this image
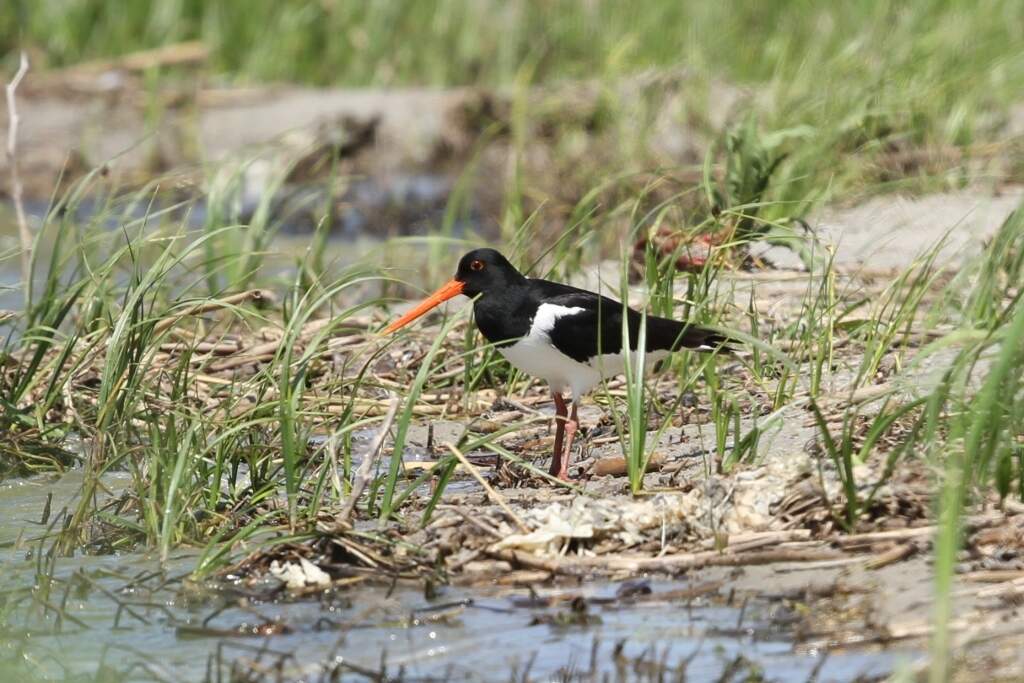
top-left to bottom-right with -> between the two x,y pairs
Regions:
557,402 -> 579,481
550,392 -> 567,477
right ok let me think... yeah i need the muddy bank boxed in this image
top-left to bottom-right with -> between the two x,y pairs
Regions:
5,68 -> 1021,261
5,69 -> 742,179
3,243 -> 1023,680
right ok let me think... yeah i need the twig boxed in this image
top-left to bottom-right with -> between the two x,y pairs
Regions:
153,289 -> 271,334
5,52 -> 30,301
487,549 -> 560,573
492,545 -> 848,575
158,341 -> 241,355
206,350 -> 278,373
592,453 -> 665,477
450,507 -> 504,539
697,529 -> 812,550
800,616 -> 984,651
960,570 -> 1024,583
58,41 -> 208,76
834,512 -> 1007,548
445,442 -> 529,533
336,396 -> 400,525
863,541 -> 916,570
975,577 -> 1024,599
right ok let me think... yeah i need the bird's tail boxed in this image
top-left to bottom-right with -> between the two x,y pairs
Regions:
646,316 -> 739,355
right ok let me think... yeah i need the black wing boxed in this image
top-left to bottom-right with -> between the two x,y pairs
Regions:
530,278 -> 733,363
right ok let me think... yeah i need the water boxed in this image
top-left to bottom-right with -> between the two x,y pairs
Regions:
0,473 -> 915,682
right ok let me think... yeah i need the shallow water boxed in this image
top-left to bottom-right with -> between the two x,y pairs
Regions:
0,472 -> 916,682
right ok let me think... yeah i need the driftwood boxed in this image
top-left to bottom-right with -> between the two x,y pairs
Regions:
591,453 -> 665,477
835,512 -> 1006,549
863,541 -> 916,569
478,514 -> 1017,578
490,545 -> 849,574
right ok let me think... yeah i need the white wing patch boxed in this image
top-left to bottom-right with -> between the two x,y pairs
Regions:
531,303 -> 586,335
497,303 -> 599,397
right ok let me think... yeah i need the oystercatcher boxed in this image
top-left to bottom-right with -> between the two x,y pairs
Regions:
383,248 -> 732,480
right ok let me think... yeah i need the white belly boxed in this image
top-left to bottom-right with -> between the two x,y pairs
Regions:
499,338 -> 601,397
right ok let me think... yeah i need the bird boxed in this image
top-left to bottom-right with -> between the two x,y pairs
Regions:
383,248 -> 733,480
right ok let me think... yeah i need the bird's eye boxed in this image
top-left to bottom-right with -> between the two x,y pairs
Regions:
470,259 -> 485,271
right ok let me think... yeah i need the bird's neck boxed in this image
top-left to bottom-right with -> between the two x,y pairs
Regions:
472,282 -> 533,347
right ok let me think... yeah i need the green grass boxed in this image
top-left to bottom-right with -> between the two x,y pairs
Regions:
0,157 -> 1022,683
2,8 -> 1024,675
5,1 -> 1021,95
2,103 -> 1020,516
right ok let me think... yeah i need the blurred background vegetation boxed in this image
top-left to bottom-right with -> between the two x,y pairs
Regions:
2,0 -> 1022,91
3,0 -> 1023,226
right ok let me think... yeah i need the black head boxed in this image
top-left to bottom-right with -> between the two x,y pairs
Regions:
454,248 -> 525,297
382,248 -> 526,334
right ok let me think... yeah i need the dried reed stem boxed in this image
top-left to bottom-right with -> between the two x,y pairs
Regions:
4,52 -> 30,302
336,396 -> 400,525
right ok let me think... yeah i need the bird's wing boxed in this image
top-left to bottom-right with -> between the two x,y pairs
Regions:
526,280 -> 629,362
529,278 -> 734,359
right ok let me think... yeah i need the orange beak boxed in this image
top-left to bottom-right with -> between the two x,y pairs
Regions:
382,279 -> 465,334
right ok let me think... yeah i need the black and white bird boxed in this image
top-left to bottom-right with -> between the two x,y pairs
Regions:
383,248 -> 733,480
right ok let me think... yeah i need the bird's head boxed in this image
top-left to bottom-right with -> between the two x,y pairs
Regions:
452,248 -> 522,297
382,248 -> 523,334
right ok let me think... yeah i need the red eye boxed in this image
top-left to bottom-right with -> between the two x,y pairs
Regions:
470,260 -> 485,271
